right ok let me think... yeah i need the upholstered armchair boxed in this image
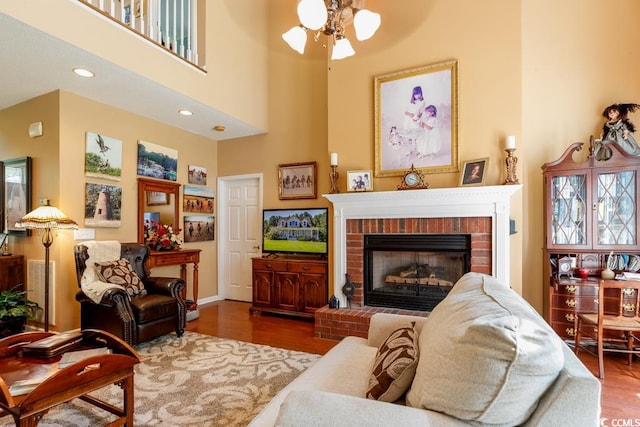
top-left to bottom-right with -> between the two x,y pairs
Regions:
74,242 -> 186,345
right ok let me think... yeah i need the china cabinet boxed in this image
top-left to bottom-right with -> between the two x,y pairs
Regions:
543,141 -> 640,340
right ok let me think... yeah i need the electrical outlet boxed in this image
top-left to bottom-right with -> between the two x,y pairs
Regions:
73,228 -> 95,240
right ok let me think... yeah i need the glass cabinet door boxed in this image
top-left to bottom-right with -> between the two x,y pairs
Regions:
595,170 -> 637,247
549,174 -> 588,247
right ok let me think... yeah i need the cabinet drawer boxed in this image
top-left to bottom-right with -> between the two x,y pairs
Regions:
252,259 -> 288,271
551,295 -> 598,311
554,283 -> 598,296
287,262 -> 327,274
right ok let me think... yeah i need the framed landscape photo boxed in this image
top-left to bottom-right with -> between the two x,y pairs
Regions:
146,191 -> 169,205
460,158 -> 489,187
278,162 -> 317,200
3,156 -> 32,236
347,170 -> 373,192
85,132 -> 122,181
375,60 -> 458,177
137,140 -> 178,181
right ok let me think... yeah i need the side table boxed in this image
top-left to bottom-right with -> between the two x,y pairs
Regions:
0,329 -> 142,426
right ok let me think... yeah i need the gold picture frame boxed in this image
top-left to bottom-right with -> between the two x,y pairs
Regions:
375,60 -> 458,177
278,162 -> 317,200
459,158 -> 489,187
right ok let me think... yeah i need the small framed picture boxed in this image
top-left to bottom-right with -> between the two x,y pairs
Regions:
146,191 -> 169,205
278,162 -> 317,200
347,170 -> 373,192
459,158 -> 489,187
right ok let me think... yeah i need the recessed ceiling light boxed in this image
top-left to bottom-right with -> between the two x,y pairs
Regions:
213,125 -> 226,132
73,67 -> 95,78
179,109 -> 193,116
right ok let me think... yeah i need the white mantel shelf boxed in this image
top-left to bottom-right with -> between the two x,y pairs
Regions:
323,185 -> 522,307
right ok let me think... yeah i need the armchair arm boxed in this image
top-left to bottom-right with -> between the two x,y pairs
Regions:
143,277 -> 186,298
75,287 -> 131,306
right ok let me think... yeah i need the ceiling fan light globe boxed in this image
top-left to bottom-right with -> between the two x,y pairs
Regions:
331,37 -> 355,60
297,0 -> 328,31
282,26 -> 307,54
353,9 -> 381,41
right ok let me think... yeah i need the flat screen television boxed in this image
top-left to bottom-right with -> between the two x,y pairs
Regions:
262,208 -> 328,256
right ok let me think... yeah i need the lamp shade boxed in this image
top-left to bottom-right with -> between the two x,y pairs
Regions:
353,9 -> 381,41
282,26 -> 308,54
15,203 -> 78,230
297,0 -> 328,31
331,37 -> 355,60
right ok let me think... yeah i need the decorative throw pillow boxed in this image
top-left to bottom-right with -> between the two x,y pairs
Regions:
94,259 -> 146,297
365,322 -> 418,402
405,272 -> 564,426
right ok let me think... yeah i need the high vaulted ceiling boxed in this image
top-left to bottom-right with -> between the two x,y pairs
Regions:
0,12 -> 261,141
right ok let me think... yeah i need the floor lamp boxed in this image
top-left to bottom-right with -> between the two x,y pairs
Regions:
15,201 -> 78,331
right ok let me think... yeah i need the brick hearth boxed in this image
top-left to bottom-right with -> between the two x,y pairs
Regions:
314,216 -> 491,340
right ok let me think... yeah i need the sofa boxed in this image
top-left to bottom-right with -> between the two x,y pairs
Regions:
249,272 -> 601,426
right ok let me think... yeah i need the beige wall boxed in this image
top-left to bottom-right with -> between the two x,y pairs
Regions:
0,91 -> 218,331
220,0 -> 640,314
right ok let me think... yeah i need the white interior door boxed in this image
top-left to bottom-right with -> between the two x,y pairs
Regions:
217,174 -> 262,301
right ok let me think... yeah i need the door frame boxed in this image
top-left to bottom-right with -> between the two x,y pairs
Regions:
216,173 -> 263,300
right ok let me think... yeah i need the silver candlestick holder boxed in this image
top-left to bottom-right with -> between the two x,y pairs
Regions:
503,148 -> 520,185
329,165 -> 340,194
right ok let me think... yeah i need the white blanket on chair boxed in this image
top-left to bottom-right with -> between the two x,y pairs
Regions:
80,240 -> 124,303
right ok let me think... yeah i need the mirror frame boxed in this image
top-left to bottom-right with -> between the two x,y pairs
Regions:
137,177 -> 180,245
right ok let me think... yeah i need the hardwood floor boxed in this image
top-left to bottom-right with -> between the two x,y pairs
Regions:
187,300 -> 640,420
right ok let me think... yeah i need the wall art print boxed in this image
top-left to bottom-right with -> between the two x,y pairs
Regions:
183,185 -> 215,214
3,156 -> 32,236
184,215 -> 215,242
84,182 -> 122,228
137,140 -> 178,181
187,165 -> 207,185
375,60 -> 458,177
85,132 -> 123,181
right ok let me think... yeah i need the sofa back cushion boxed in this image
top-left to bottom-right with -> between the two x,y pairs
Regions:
406,272 -> 564,426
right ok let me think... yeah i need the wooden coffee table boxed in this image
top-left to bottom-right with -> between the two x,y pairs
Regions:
0,329 -> 142,426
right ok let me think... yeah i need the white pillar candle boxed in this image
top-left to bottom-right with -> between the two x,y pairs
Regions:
330,152 -> 338,166
506,135 -> 516,149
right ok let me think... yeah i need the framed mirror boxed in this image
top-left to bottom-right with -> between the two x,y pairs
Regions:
137,177 -> 180,245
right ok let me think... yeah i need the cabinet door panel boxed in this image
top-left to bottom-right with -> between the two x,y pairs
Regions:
253,270 -> 273,307
275,272 -> 298,311
594,169 -> 639,249
548,173 -> 589,249
300,273 -> 327,313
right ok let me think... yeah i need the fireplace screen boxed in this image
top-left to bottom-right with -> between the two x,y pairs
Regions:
364,234 -> 471,311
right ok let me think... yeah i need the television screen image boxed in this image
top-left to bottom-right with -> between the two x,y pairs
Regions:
262,208 -> 328,255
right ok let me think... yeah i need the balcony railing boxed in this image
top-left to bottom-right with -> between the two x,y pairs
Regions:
77,0 -> 202,69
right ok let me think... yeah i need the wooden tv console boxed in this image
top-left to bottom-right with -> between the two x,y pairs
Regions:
250,256 -> 328,318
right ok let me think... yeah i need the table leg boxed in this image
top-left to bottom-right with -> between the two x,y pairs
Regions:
124,374 -> 134,426
192,262 -> 199,307
180,263 -> 188,300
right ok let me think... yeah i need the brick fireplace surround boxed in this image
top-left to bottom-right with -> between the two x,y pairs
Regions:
316,185 -> 521,340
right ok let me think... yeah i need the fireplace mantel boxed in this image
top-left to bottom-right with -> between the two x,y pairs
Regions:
324,185 -> 522,307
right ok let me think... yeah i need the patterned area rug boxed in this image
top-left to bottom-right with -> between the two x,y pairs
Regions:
0,331 -> 320,426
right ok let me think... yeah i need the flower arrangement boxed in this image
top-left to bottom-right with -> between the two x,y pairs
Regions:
144,220 -> 182,251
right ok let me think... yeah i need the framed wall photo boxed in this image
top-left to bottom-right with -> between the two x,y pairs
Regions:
137,140 -> 178,181
147,191 -> 169,205
3,156 -> 32,236
460,158 -> 490,187
375,60 -> 458,177
278,162 -> 317,200
347,170 -> 373,192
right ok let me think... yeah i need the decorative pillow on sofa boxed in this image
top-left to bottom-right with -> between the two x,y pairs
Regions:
405,272 -> 564,426
94,259 -> 146,297
366,322 -> 418,402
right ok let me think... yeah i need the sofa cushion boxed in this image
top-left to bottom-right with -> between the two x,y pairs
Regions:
94,258 -> 147,297
406,272 -> 564,426
366,322 -> 418,402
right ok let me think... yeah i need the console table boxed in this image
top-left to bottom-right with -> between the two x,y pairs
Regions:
0,329 -> 142,426
147,249 -> 201,306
